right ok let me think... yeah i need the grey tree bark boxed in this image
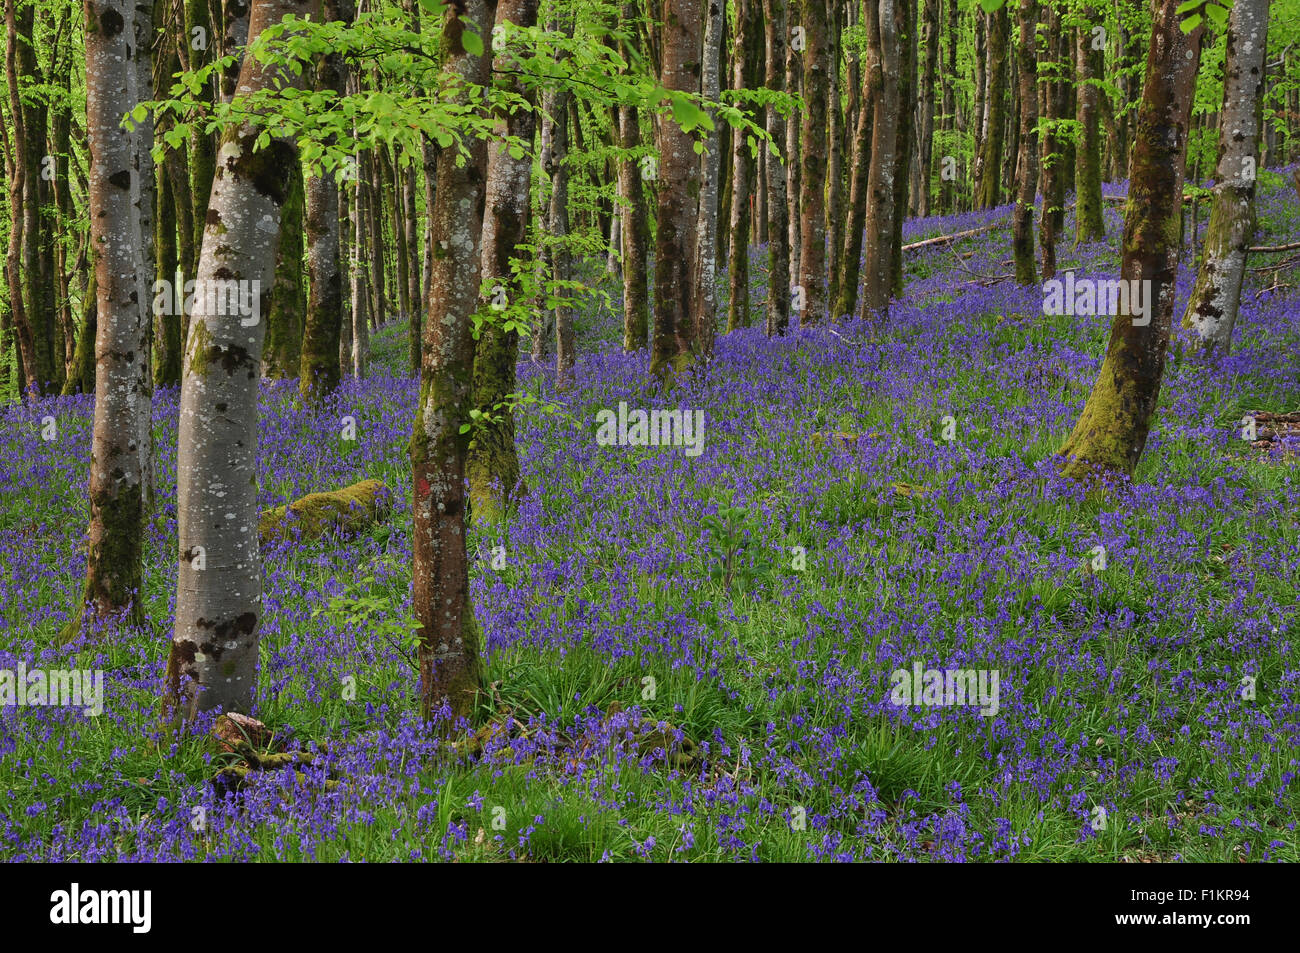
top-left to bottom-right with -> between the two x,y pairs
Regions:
165,0 -> 323,722
76,0 -> 149,633
1181,0 -> 1270,356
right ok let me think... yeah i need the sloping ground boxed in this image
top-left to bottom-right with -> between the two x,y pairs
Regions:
1,169 -> 1297,862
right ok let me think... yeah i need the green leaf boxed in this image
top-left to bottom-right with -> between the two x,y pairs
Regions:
978,0 -> 1005,11
1179,11 -> 1203,31
461,29 -> 484,57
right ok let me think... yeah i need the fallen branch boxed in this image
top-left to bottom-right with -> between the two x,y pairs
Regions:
902,221 -> 1002,251
1248,241 -> 1300,254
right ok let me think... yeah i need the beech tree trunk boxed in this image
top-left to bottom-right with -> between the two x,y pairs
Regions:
1038,0 -> 1064,279
726,0 -> 761,332
1059,1 -> 1203,479
76,0 -> 149,632
1075,10 -> 1106,242
763,0 -> 790,336
860,0 -> 900,319
973,5 -> 1007,209
1181,0 -> 1270,356
1012,0 -> 1038,284
695,0 -> 723,351
411,0 -> 496,727
165,0 -> 322,722
797,0 -> 830,324
468,0 -> 539,523
299,0 -> 352,401
651,0 -> 702,372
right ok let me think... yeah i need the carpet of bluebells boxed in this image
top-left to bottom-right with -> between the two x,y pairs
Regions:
2,169 -> 1298,862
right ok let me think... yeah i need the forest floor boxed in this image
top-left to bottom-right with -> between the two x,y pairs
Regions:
2,169 -> 1298,861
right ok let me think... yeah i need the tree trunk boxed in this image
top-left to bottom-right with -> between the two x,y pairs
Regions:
1058,1 -> 1203,480
411,0 -> 496,727
265,163 -> 305,378
974,5 -> 1007,209
75,0 -> 149,633
890,0 -> 916,296
695,0 -> 723,351
652,0 -> 702,371
835,29 -> 873,322
543,17 -> 575,390
1012,0 -> 1038,284
1037,0 -> 1063,279
1181,0 -> 1269,357
763,0 -> 790,336
861,0 -> 900,318
726,0 -> 761,332
165,0 -> 322,722
917,0 -> 939,218
1075,11 -> 1106,242
298,0 -> 351,400
797,0 -> 830,324
469,0 -> 538,524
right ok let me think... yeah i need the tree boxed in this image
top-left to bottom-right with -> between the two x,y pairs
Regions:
1074,7 -> 1106,242
1181,0 -> 1271,356
410,0 -> 496,727
1012,0 -> 1039,284
616,0 -> 650,350
542,14 -> 574,390
694,0 -> 723,351
1058,0 -> 1204,480
797,0 -> 830,324
468,0 -> 540,523
860,0 -> 901,318
652,0 -> 702,373
973,4 -> 1008,210
165,0 -> 323,722
298,0 -> 354,402
74,0 -> 150,633
726,0 -> 762,332
763,0 -> 790,336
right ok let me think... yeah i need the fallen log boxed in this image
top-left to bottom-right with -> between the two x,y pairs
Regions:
258,478 -> 391,546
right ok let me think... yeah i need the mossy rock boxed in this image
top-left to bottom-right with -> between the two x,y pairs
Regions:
258,479 -> 391,546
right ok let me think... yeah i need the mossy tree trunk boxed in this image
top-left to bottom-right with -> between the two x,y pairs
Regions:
618,98 -> 651,348
1074,8 -> 1107,243
468,0 -> 539,525
265,162 -> 305,379
75,0 -> 149,633
1059,0 -> 1203,480
1037,0 -> 1064,279
1180,0 -> 1269,357
1012,0 -> 1038,285
165,0 -> 322,724
185,0 -> 217,258
298,0 -> 352,399
411,0 -> 496,728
